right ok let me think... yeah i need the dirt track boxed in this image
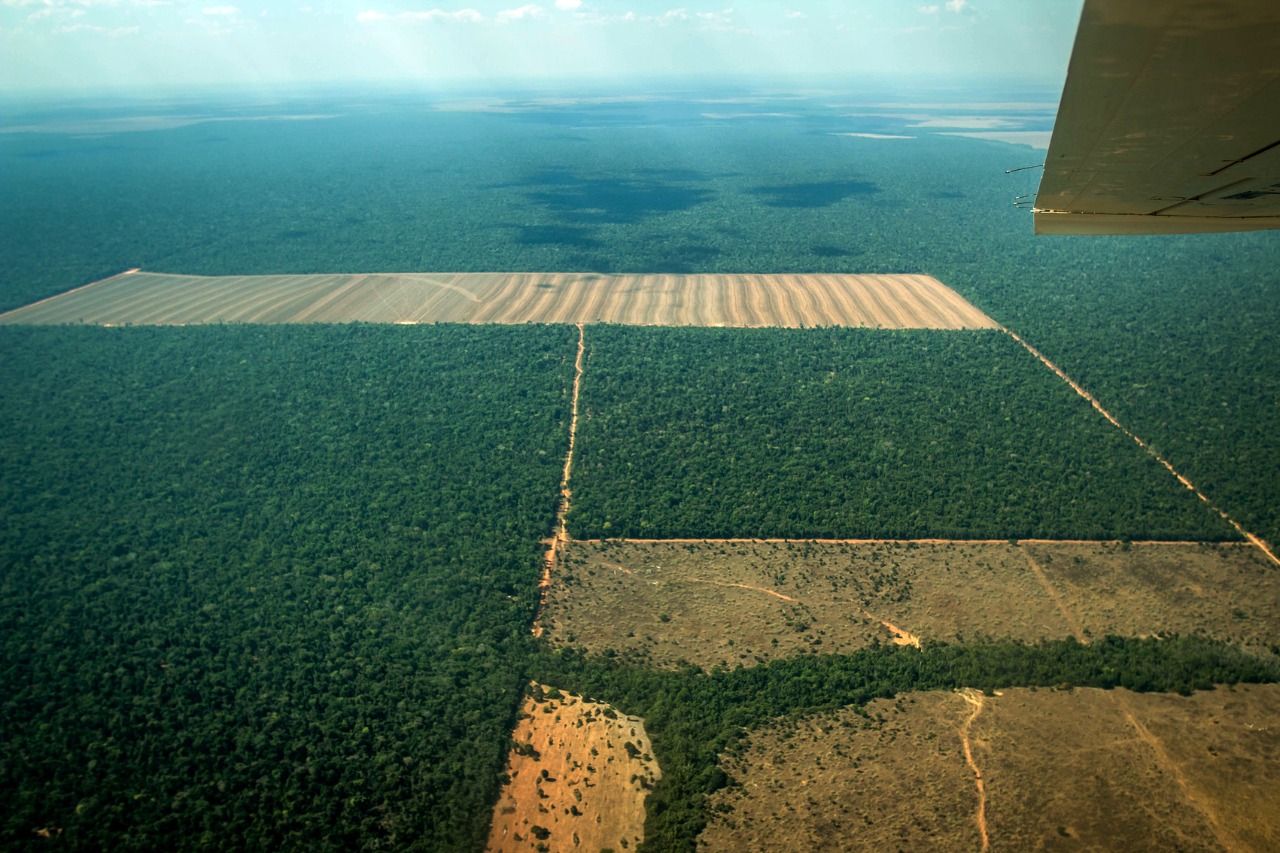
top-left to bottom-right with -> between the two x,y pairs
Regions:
1002,325 -> 1279,567
0,271 -> 998,329
532,325 -> 585,640
958,688 -> 990,852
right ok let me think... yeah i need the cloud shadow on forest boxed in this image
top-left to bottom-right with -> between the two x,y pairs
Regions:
653,243 -> 721,273
495,167 -> 715,226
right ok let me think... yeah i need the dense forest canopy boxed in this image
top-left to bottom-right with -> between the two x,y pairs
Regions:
0,324 -> 575,850
569,326 -> 1234,541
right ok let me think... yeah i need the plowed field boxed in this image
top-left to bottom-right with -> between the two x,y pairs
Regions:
0,271 -> 997,329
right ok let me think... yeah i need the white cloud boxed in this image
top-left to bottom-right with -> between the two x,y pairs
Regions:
6,0 -> 166,6
496,4 -> 545,23
554,0 -> 580,9
785,10 -> 804,19
918,5 -> 940,13
27,7 -> 84,20
696,7 -> 743,32
356,8 -> 485,24
54,23 -> 140,36
945,0 -> 969,11
203,5 -> 239,15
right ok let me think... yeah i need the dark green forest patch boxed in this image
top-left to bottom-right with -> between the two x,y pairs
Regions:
0,323 -> 576,851
568,326 -> 1236,542
936,233 -> 1280,552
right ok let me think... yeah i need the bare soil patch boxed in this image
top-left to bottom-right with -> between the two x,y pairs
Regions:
0,271 -> 997,329
487,683 -> 661,853
702,685 -> 1280,852
541,540 -> 1277,670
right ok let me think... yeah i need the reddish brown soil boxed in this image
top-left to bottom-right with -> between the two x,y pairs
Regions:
486,684 -> 661,853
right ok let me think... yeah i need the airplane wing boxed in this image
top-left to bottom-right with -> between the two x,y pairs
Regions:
1035,0 -> 1280,235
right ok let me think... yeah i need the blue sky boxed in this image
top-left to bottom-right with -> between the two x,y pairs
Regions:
1,0 -> 1085,94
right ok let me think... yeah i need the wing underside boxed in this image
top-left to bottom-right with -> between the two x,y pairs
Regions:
1035,0 -> 1280,235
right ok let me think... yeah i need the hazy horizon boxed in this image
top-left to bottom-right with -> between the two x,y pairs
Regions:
0,1 -> 1084,95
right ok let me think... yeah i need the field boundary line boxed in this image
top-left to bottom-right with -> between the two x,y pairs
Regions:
569,537 -> 1242,546
1000,325 -> 1280,567
0,268 -> 140,320
533,324 -> 585,638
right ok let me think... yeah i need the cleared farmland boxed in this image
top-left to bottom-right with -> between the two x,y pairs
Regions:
486,684 -> 660,853
542,540 -> 1280,670
0,270 -> 998,329
701,685 -> 1280,852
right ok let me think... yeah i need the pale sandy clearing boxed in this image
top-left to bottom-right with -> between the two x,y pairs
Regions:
0,271 -> 998,330
486,683 -> 661,853
831,132 -> 917,139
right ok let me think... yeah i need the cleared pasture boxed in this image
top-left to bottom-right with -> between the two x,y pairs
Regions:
0,270 -> 997,329
541,540 -> 1278,670
701,685 -> 1280,852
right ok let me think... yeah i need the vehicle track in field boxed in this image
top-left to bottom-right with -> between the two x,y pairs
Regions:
600,560 -> 921,643
1111,691 -> 1241,852
957,688 -> 990,852
1019,546 -> 1090,642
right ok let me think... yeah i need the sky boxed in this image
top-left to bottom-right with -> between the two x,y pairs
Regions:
0,0 -> 1085,95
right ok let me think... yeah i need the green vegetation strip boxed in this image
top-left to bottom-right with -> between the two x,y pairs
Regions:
0,324 -> 575,852
531,637 -> 1280,852
570,326 -> 1236,541
939,235 -> 1280,551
